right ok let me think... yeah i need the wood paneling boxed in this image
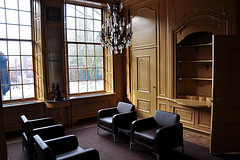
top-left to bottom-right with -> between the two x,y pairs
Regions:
137,55 -> 150,93
71,94 -> 116,123
137,98 -> 151,113
3,102 -> 45,132
173,105 -> 194,125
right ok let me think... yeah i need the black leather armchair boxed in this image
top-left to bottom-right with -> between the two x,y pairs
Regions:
130,110 -> 183,160
21,115 -> 65,156
33,134 -> 100,160
97,102 -> 137,142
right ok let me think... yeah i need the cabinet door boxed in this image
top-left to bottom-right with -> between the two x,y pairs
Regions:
210,35 -> 240,153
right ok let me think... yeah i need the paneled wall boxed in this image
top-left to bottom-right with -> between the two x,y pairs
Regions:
126,0 -> 238,133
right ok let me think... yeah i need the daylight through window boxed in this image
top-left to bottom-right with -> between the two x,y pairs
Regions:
0,0 -> 34,101
66,4 -> 104,94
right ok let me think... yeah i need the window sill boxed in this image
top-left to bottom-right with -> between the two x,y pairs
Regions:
3,100 -> 43,108
69,92 -> 115,100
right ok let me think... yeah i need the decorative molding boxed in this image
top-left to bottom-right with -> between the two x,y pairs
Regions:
131,6 -> 155,19
137,98 -> 151,113
137,55 -> 150,93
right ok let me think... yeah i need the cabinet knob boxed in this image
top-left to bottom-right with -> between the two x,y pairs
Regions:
153,86 -> 156,89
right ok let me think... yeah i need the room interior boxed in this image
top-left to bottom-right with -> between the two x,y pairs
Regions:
1,0 -> 240,159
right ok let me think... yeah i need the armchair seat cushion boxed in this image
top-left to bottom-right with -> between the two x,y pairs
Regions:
99,116 -> 113,128
134,126 -> 159,146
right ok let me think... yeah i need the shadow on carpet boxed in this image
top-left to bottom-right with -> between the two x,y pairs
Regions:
7,126 -> 240,160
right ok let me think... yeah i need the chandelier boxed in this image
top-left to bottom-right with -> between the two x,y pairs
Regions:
99,0 -> 133,54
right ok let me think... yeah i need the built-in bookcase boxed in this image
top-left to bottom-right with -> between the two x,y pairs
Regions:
176,32 -> 213,101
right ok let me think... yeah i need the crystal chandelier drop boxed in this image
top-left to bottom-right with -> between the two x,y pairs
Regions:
99,0 -> 133,54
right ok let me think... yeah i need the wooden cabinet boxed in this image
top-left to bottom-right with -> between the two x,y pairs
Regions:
176,32 -> 213,101
45,100 -> 71,125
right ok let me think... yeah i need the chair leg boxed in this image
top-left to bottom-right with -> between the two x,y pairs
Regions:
96,127 -> 99,134
129,142 -> 133,151
113,134 -> 116,143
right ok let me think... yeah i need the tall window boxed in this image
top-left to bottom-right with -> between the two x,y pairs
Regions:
66,4 -> 104,94
0,0 -> 34,101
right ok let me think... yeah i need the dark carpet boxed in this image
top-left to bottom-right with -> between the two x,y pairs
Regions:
7,126 -> 240,160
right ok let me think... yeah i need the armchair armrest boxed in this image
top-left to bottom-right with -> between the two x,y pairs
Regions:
98,107 -> 118,118
113,111 -> 137,129
32,124 -> 65,140
155,123 -> 183,150
45,135 -> 79,155
58,148 -> 100,160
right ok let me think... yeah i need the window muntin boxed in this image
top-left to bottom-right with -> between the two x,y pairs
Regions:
66,4 -> 103,94
0,0 -> 34,101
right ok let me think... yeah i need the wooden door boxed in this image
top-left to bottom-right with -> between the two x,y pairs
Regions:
132,48 -> 157,117
211,35 -> 240,153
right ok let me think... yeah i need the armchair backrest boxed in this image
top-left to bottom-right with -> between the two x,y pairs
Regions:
153,110 -> 180,126
117,102 -> 135,113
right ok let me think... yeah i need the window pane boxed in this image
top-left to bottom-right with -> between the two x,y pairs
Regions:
68,57 -> 77,68
96,57 -> 103,67
8,41 -> 20,55
77,30 -> 85,42
19,0 -> 31,11
67,17 -> 75,29
94,20 -> 101,31
94,32 -> 100,43
11,85 -> 23,100
0,24 -> 6,38
76,6 -> 84,18
9,56 -> 21,69
95,45 -> 102,56
21,42 -> 32,55
78,69 -> 86,80
7,25 -> 19,39
0,71 -> 9,84
87,69 -> 95,80
6,0 -> 18,10
87,57 -> 95,68
0,8 -> 6,23
19,11 -> 31,25
79,81 -> 87,93
78,44 -> 86,56
0,0 -> 4,8
94,9 -> 101,20
87,44 -> 94,56
68,44 -> 77,56
22,70 -> 33,83
23,84 -> 34,98
76,18 -> 84,30
20,26 -> 32,39
67,30 -> 76,42
10,71 -> 22,84
96,68 -> 103,79
66,4 -> 75,17
78,57 -> 86,68
86,31 -> 93,42
69,82 -> 78,94
85,19 -> 93,30
88,80 -> 95,92
85,7 -> 93,19
96,80 -> 103,91
6,9 -> 18,24
2,85 -> 10,100
0,41 -> 7,54
69,69 -> 77,81
22,56 -> 33,69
